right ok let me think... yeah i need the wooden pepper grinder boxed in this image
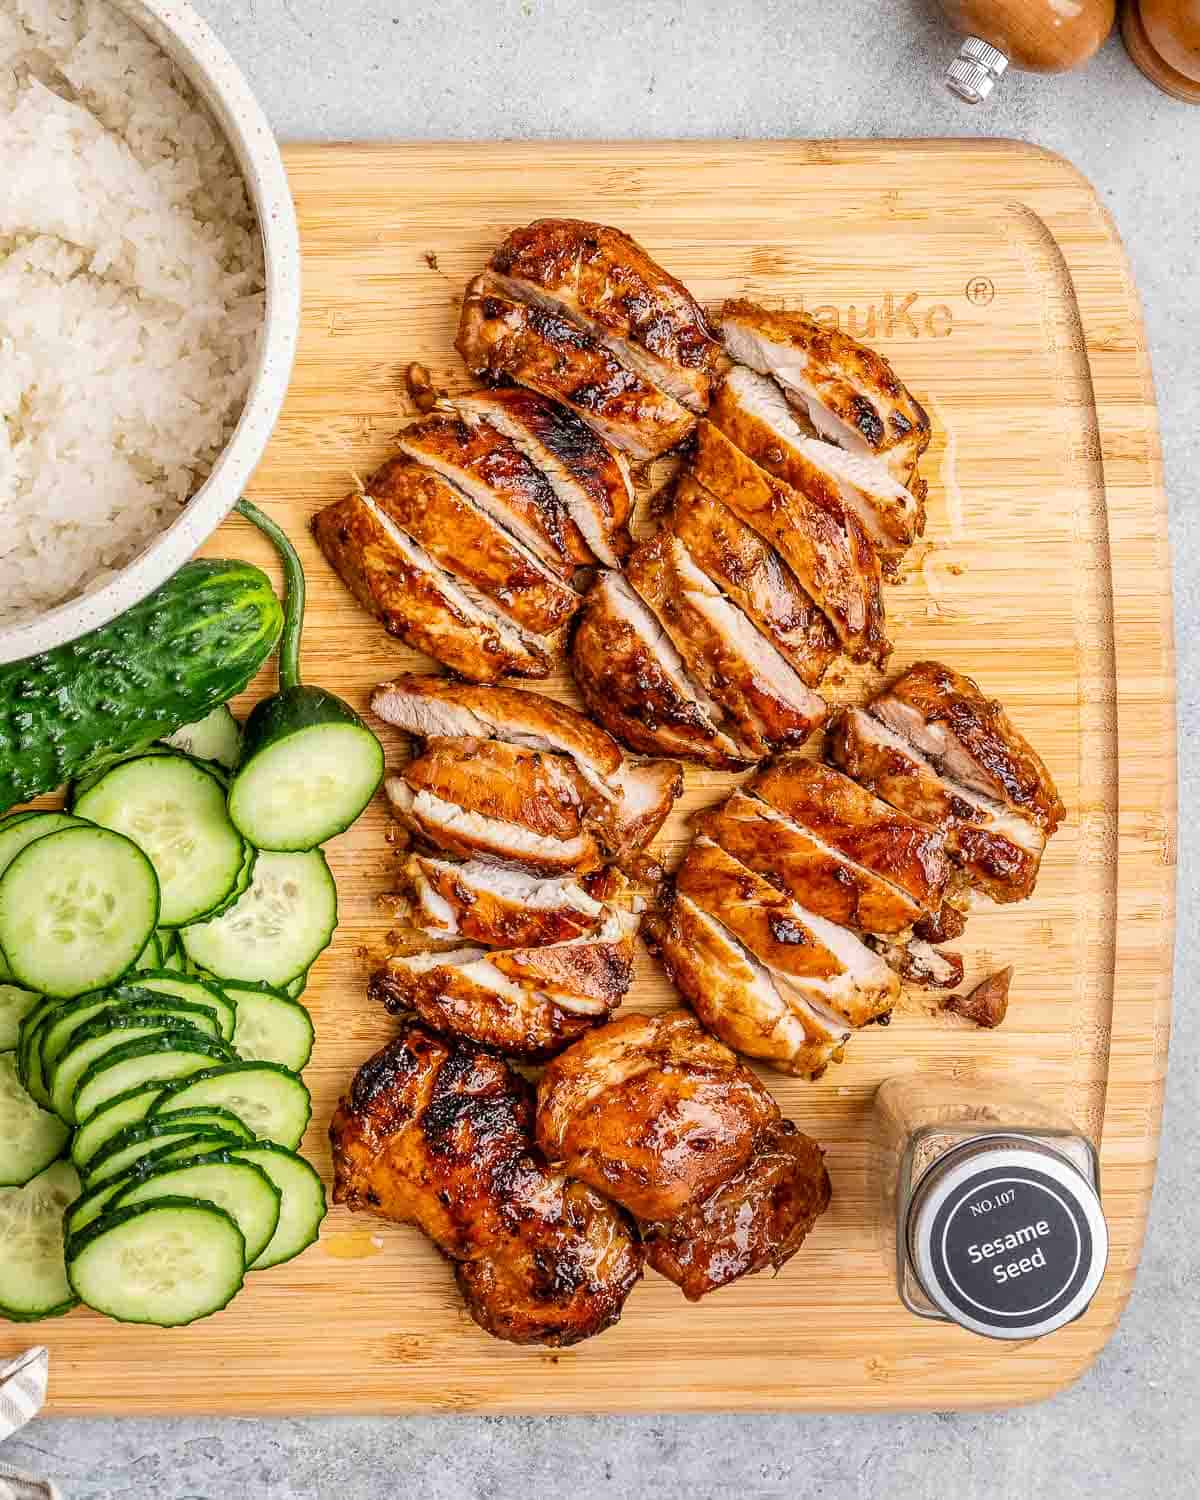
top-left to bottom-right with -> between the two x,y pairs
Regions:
1121,1 -> 1200,101
937,0 -> 1117,102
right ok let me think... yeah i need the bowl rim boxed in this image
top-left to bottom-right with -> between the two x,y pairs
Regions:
0,0 -> 301,667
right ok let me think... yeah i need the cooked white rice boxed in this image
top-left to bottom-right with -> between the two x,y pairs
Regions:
0,0 -> 265,627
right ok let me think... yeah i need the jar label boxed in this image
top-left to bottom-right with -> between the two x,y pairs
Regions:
927,1163 -> 1096,1329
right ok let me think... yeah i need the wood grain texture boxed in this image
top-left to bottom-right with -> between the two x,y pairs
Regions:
4,139 -> 1174,1414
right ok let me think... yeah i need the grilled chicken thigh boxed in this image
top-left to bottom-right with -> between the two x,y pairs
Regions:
452,387 -> 635,566
692,422 -> 890,667
643,887 -> 852,1079
457,275 -> 696,460
536,1009 -> 780,1221
371,912 -> 637,1058
386,738 -> 602,876
571,570 -> 755,768
674,838 -> 899,1029
870,661 -> 1065,834
358,457 -> 579,637
693,788 -> 925,937
488,219 -> 727,414
330,1027 -> 642,1345
625,531 -> 827,757
711,365 -> 924,558
395,411 -> 594,576
721,299 -> 931,485
371,675 -> 682,855
749,756 -> 951,916
670,473 -> 838,688
401,856 -> 607,948
827,707 -> 1047,905
641,1120 -> 831,1300
312,491 -> 553,682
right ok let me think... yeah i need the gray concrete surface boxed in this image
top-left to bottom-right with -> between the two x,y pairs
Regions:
9,1 -> 1197,1495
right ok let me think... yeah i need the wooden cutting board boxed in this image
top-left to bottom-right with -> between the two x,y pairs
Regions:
10,140 -> 1174,1415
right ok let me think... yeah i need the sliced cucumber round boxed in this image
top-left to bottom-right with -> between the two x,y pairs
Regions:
67,1173 -> 134,1238
83,1121 -> 245,1186
151,1062 -> 312,1150
0,826 -> 159,998
0,1158 -> 80,1321
0,982 -> 40,1053
130,972 -> 236,1043
227,984 -> 314,1071
180,850 -> 336,987
0,1053 -> 70,1187
72,1032 -> 235,1125
188,843 -> 258,927
161,705 -> 242,771
134,931 -> 163,971
70,1083 -> 167,1172
285,971 -> 308,1000
67,1197 -> 246,1327
74,754 -> 245,928
110,1152 -> 280,1267
230,1143 -> 326,1271
29,994 -> 118,1108
0,811 -> 86,879
151,1104 -> 253,1142
50,1013 -> 218,1123
229,687 -> 383,852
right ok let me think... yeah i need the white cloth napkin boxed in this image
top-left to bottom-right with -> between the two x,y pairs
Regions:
0,1350 -> 60,1500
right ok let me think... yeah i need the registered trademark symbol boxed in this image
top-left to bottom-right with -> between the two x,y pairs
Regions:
966,276 -> 995,306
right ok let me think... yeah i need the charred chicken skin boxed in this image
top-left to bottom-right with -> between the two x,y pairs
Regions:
330,1028 -> 643,1345
641,1120 -> 831,1301
536,1009 -> 780,1222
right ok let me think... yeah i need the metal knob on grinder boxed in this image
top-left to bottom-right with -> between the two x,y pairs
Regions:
936,0 -> 1117,102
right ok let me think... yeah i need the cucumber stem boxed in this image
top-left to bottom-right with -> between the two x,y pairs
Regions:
235,499 -> 304,691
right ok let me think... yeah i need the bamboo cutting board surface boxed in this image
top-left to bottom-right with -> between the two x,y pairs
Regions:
10,140 -> 1175,1414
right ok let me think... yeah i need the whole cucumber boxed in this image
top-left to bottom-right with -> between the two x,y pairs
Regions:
0,560 -> 283,812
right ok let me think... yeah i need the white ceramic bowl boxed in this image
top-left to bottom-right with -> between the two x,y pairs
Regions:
0,0 -> 301,667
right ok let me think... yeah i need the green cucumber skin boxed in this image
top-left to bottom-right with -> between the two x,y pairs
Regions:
0,560 -> 283,812
230,686 -> 383,849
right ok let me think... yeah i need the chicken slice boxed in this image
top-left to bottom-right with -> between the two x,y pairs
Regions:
750,754 -> 951,914
456,274 -> 696,460
711,365 -> 924,556
370,913 -> 636,1058
536,1009 -> 780,1221
675,838 -> 899,1029
395,410 -> 592,575
401,854 -> 607,947
453,386 -> 634,566
643,889 -> 850,1079
311,491 -> 552,682
488,218 -> 727,414
670,473 -> 837,687
870,661 -> 1065,834
602,760 -> 684,854
570,570 -> 755,768
363,457 -> 578,637
641,1120 -> 831,1300
387,738 -> 602,875
330,1027 -> 642,1345
721,298 -> 931,484
867,936 -> 964,990
826,706 -> 1046,904
693,787 -> 924,936
691,421 -> 890,667
625,530 -> 827,757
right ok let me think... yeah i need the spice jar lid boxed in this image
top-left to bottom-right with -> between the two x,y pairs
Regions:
907,1138 -> 1108,1340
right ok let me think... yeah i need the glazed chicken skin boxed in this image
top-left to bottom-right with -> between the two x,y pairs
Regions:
692,422 -> 890,668
400,855 -> 609,948
487,218 -> 727,414
641,1120 -> 831,1301
452,387 -> 635,566
457,275 -> 696,461
312,490 -> 553,682
536,1009 -> 780,1221
330,1027 -> 643,1346
624,530 -> 827,757
670,473 -> 838,688
721,299 -> 931,485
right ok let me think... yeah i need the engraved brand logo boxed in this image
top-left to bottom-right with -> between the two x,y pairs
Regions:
783,292 -> 960,339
